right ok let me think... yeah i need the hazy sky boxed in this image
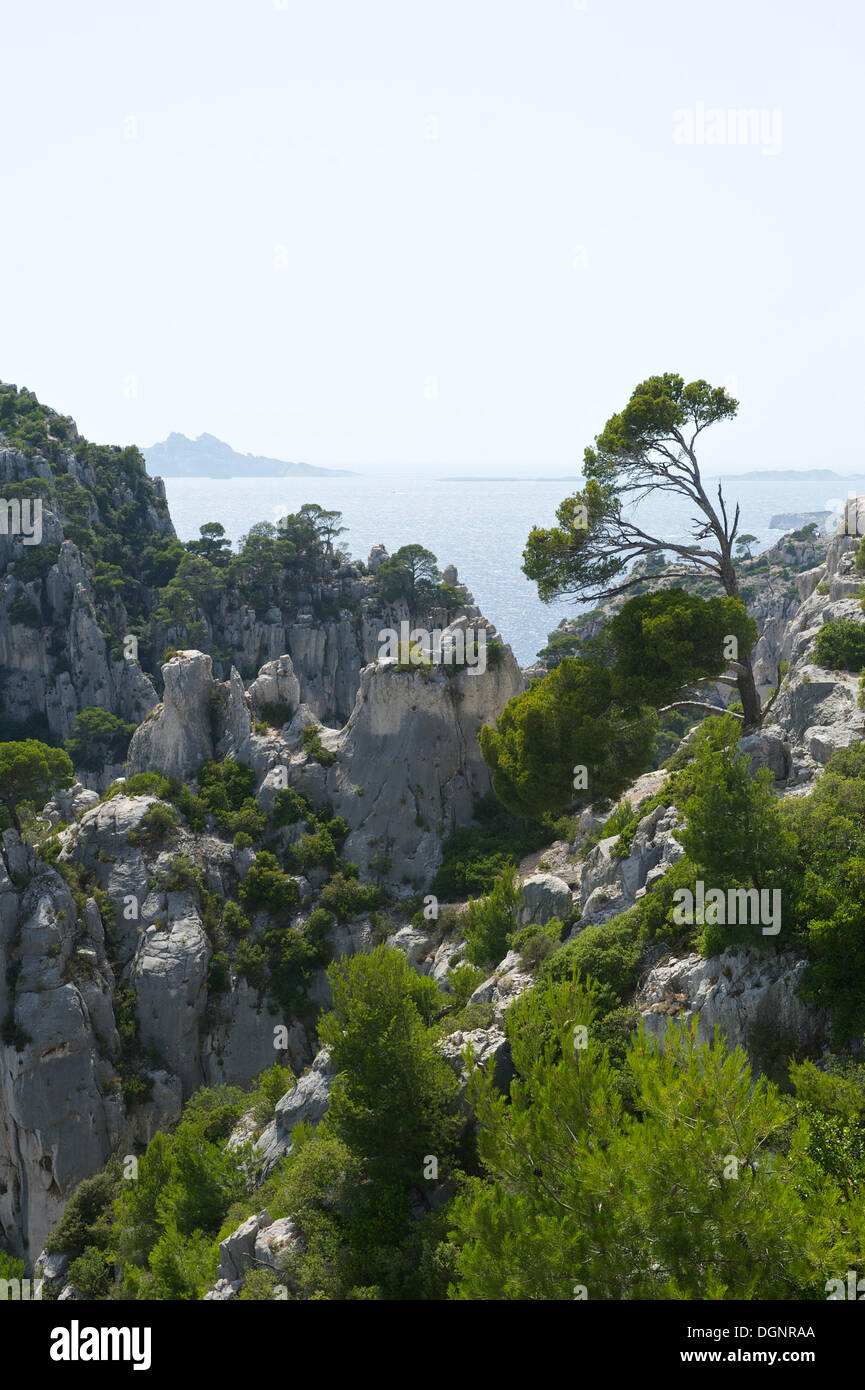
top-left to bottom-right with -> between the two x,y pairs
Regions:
1,0 -> 861,476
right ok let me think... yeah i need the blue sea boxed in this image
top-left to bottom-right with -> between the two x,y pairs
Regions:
162,473 -> 863,667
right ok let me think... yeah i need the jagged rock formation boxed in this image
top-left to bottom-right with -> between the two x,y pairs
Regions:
579,802 -> 683,923
0,421 -> 166,739
762,533 -> 865,770
637,948 -> 827,1054
131,634 -> 525,887
8,396 -> 865,1292
0,609 -> 523,1261
0,830 -> 183,1261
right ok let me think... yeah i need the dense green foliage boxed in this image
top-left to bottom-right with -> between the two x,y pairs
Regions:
813,618 -> 865,672
480,655 -> 657,818
448,978 -> 865,1299
463,864 -> 521,967
432,795 -> 573,900
480,587 -> 756,821
64,708 -> 136,771
0,739 -> 74,832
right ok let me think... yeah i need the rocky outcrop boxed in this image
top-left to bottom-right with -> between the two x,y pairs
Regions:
579,804 -> 683,923
205,1209 -> 304,1299
126,651 -> 217,781
255,1049 -> 335,1175
0,831 -> 184,1262
0,394 -> 170,741
304,625 -> 525,886
761,534 -> 865,773
247,656 -> 301,721
637,947 -> 827,1054
517,874 -> 573,927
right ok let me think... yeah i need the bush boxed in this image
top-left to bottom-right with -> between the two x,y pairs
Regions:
222,901 -> 251,938
464,864 -> 521,967
301,725 -> 337,767
234,938 -> 267,987
288,828 -> 339,873
8,596 -> 42,628
65,707 -> 135,771
432,796 -> 557,900
273,787 -> 313,826
44,1161 -> 123,1259
251,1061 -> 294,1122
509,920 -> 563,969
162,854 -> 203,893
258,701 -> 294,728
541,912 -> 643,1015
127,800 -> 180,848
105,771 -> 171,801
67,1247 -> 114,1298
207,951 -> 231,993
319,872 -> 381,922
240,851 -> 299,924
813,618 -> 865,672
449,963 -> 486,1008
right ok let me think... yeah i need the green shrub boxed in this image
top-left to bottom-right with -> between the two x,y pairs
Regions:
258,701 -> 294,728
449,963 -> 485,1008
104,771 -> 171,801
318,872 -> 381,922
541,912 -> 643,1015
222,901 -> 250,938
240,851 -> 299,924
432,796 -> 555,900
288,827 -> 339,873
813,618 -> 865,672
301,725 -> 337,767
8,596 -> 42,628
67,1247 -> 114,1298
273,787 -> 313,826
44,1160 -> 123,1258
162,854 -> 203,893
251,1061 -> 294,1122
65,707 -> 135,771
207,951 -> 231,993
126,800 -> 180,848
464,864 -> 521,967
234,938 -> 267,987
509,919 -> 563,969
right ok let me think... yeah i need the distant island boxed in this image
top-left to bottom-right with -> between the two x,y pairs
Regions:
769,510 -> 832,530
144,432 -> 356,479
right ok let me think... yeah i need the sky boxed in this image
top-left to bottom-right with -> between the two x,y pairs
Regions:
0,0 -> 861,477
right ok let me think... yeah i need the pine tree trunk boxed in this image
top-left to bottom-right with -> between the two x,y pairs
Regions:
736,660 -> 762,730
719,548 -> 762,729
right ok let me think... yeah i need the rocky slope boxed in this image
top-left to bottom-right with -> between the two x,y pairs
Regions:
5,391 -> 865,1289
0,620 -> 523,1262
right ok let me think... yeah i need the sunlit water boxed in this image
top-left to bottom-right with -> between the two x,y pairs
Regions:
161,473 -> 860,667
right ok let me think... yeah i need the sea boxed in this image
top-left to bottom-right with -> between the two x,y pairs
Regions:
162,473 -> 865,668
